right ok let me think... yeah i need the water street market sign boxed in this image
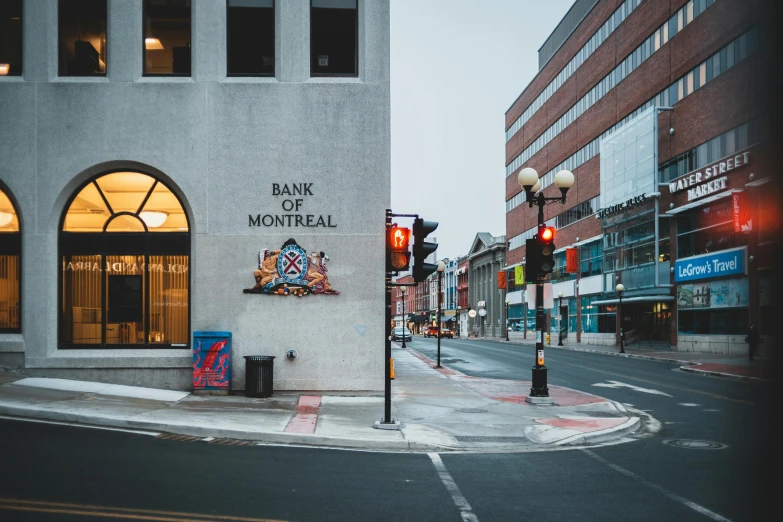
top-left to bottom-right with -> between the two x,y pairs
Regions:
668,152 -> 750,202
674,247 -> 747,283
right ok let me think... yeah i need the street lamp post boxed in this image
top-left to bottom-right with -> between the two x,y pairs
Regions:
518,167 -> 574,401
557,292 -> 564,346
616,283 -> 625,353
505,296 -> 510,341
400,286 -> 407,348
436,261 -> 446,368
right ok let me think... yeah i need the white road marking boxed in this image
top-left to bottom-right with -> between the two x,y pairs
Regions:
678,403 -> 701,407
583,449 -> 732,522
428,453 -> 479,522
703,409 -> 721,412
592,381 -> 672,397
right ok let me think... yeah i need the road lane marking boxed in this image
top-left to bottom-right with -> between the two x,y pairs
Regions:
563,363 -> 755,405
0,498 -> 285,521
428,453 -> 480,522
678,403 -> 701,407
592,381 -> 672,396
581,451 -> 732,522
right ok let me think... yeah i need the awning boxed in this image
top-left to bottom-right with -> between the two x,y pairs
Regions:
666,191 -> 732,215
590,296 -> 675,306
442,316 -> 457,322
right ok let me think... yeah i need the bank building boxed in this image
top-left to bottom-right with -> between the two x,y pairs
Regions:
0,0 -> 390,391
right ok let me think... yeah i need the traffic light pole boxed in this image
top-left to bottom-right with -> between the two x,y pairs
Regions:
530,199 -> 550,399
384,209 -> 393,424
436,269 -> 442,368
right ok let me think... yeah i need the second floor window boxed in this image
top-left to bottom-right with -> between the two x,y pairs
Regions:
144,0 -> 191,76
59,0 -> 107,76
227,0 -> 275,76
0,1 -> 22,76
311,0 -> 357,76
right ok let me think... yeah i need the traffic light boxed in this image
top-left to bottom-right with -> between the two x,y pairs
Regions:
537,226 -> 556,275
412,217 -> 439,282
525,226 -> 556,282
386,225 -> 411,272
525,238 -> 539,283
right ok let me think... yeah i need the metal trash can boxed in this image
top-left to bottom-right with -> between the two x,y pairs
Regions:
244,356 -> 275,397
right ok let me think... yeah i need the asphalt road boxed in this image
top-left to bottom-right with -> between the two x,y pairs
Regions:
0,337 -> 776,521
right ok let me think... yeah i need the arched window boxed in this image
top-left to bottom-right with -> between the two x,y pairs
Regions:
59,171 -> 190,348
0,186 -> 21,333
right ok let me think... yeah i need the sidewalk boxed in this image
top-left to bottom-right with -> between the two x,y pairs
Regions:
465,335 -> 774,382
0,346 -> 642,453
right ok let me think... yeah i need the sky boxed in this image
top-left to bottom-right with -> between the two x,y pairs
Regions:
390,0 -> 574,261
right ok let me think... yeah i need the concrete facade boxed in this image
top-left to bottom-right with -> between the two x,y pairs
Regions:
467,233 -> 506,338
0,0 -> 391,391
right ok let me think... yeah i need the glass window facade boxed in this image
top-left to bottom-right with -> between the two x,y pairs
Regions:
144,0 -> 191,76
0,187 -> 21,333
676,198 -> 748,259
659,117 -> 767,183
581,296 -> 616,333
59,172 -> 190,348
59,0 -> 107,76
227,0 -> 274,76
311,0 -> 357,76
580,239 -> 602,277
0,0 -> 22,76
677,277 -> 749,335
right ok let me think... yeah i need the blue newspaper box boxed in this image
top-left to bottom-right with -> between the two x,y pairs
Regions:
192,331 -> 232,391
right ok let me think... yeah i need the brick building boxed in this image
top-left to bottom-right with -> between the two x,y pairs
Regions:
504,0 -> 776,353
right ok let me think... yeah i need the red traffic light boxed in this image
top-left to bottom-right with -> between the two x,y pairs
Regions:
538,226 -> 555,243
389,227 -> 411,251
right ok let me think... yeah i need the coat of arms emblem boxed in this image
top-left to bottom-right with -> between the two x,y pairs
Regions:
243,238 -> 339,296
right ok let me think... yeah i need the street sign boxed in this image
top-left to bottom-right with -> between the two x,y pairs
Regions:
468,310 -> 477,318
478,309 -> 487,317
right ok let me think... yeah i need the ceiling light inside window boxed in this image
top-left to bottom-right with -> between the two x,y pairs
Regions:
0,211 -> 13,227
0,64 -> 10,76
139,211 -> 168,228
145,38 -> 164,50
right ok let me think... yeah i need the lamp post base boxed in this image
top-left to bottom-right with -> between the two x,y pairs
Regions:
525,395 -> 555,405
529,366 -> 550,398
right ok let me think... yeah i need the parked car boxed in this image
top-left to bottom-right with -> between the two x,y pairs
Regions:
392,327 -> 412,342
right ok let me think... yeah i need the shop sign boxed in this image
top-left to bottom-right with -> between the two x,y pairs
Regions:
497,271 -> 507,289
514,265 -> 524,285
677,277 -> 749,308
732,190 -> 753,233
595,193 -> 647,219
674,247 -> 747,283
668,152 -> 750,202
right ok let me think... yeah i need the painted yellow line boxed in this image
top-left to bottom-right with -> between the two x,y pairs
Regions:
0,498 -> 286,522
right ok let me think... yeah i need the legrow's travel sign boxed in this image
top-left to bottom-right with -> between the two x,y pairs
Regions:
249,184 -> 337,228
668,152 -> 750,202
674,247 -> 747,283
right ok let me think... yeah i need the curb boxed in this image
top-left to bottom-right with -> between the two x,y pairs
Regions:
678,365 -> 770,383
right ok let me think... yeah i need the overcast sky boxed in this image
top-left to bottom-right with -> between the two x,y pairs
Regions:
390,0 -> 573,261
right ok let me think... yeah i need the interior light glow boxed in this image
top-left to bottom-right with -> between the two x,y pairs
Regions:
145,38 -> 164,50
139,211 -> 168,228
0,211 -> 13,227
0,64 -> 10,76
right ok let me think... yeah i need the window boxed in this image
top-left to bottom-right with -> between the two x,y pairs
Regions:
0,0 -> 22,76
59,172 -> 190,348
311,0 -> 357,76
0,186 -> 21,333
227,0 -> 274,76
581,297 -> 616,333
677,277 -> 749,334
59,0 -> 107,76
676,199 -> 748,259
144,0 -> 191,76
580,240 -> 602,277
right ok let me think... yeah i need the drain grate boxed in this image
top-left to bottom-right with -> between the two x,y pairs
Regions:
455,436 -> 529,443
208,438 -> 257,446
663,439 -> 728,450
455,408 -> 489,413
155,433 -> 202,442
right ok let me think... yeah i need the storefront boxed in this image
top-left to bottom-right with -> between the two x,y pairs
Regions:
664,139 -> 778,354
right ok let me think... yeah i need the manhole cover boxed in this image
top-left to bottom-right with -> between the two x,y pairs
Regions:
455,436 -> 529,443
455,408 -> 488,413
663,439 -> 728,450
